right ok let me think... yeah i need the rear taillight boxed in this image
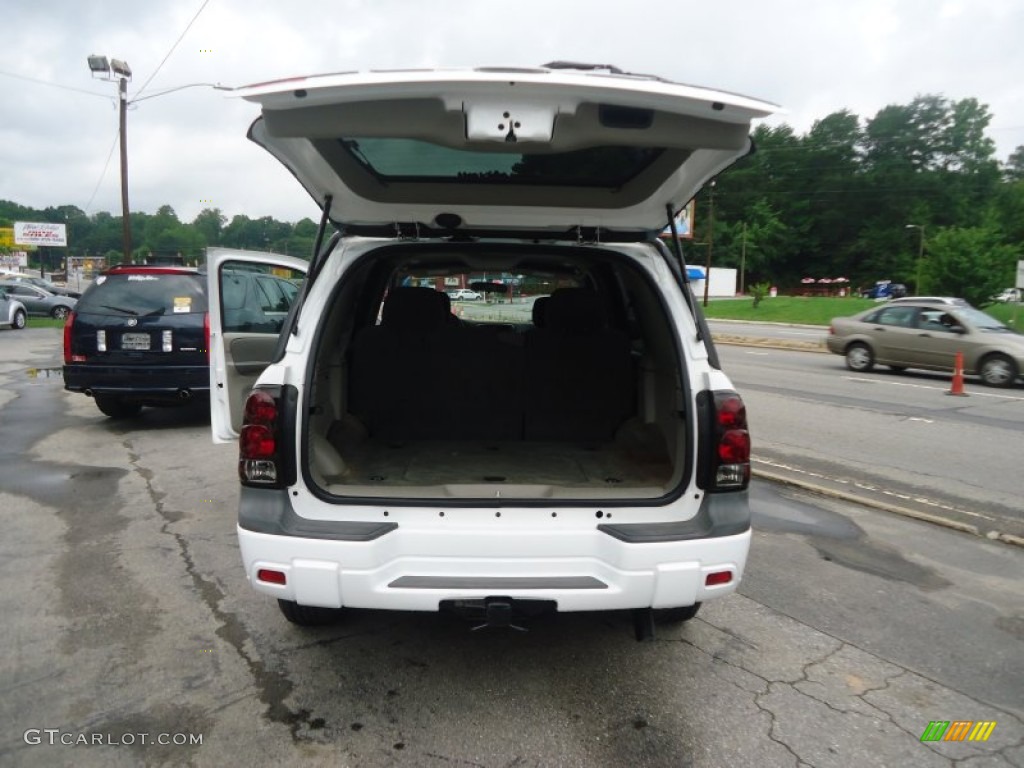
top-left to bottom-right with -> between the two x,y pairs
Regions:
239,390 -> 280,485
712,391 -> 750,490
203,311 -> 210,360
63,311 -> 75,364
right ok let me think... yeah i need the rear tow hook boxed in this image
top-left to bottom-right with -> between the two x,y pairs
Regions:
471,597 -> 528,632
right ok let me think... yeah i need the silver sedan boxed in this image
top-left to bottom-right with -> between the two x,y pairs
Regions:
0,286 -> 28,329
827,300 -> 1024,387
0,280 -> 77,320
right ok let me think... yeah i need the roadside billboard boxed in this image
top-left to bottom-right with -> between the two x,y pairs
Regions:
14,222 -> 68,247
660,200 -> 696,240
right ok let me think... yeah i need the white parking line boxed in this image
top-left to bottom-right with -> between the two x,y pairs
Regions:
844,377 -> 1024,401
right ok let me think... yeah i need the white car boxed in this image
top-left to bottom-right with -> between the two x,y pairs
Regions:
448,288 -> 481,301
208,64 -> 777,636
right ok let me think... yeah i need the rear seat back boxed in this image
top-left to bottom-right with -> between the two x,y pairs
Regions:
349,287 -> 449,439
524,288 -> 634,441
349,286 -> 633,443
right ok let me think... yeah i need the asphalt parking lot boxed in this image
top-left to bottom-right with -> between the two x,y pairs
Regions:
1,327 -> 1021,767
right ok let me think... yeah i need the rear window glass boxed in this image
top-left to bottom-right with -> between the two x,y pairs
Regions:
339,138 -> 665,187
78,274 -> 207,316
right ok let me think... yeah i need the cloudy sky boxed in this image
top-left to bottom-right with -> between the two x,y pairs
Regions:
2,0 -> 1022,225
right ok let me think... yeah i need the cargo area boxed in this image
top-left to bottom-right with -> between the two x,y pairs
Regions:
303,244 -> 692,501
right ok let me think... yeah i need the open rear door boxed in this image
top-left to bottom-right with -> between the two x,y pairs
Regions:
207,247 -> 308,443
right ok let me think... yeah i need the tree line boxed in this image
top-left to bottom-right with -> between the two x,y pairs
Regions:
2,93 -> 1022,307
688,94 -> 1022,306
0,203 -> 320,272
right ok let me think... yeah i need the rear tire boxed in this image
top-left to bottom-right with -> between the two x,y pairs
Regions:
979,354 -> 1018,388
845,342 -> 875,372
94,394 -> 143,419
12,309 -> 26,330
653,603 -> 701,623
277,599 -> 344,626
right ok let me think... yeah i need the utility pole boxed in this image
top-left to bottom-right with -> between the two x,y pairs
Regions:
906,224 -> 925,294
118,74 -> 131,262
88,55 -> 133,263
702,180 -> 716,307
739,221 -> 747,296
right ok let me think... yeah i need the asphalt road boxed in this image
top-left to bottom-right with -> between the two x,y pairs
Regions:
717,343 -> 1024,542
1,328 -> 1022,767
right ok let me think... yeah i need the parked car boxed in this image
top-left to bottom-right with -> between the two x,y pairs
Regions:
63,265 -> 211,417
993,287 -> 1022,303
447,288 -> 482,301
0,286 -> 28,330
4,273 -> 81,298
861,280 -> 907,300
207,64 -> 776,632
64,260 -> 302,418
0,280 -> 77,319
827,300 -> 1024,387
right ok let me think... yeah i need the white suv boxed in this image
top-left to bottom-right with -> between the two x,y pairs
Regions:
208,65 -> 776,637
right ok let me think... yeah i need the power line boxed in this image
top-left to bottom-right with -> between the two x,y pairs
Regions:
83,130 -> 122,216
132,0 -> 211,100
0,69 -> 109,99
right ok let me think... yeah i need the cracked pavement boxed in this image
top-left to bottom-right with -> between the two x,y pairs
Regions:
0,328 -> 1021,767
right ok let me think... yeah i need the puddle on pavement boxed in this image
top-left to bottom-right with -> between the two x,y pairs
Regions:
751,481 -> 951,591
752,483 -> 863,539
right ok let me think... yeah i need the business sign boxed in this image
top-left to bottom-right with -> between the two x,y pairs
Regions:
14,222 -> 68,247
660,199 -> 696,240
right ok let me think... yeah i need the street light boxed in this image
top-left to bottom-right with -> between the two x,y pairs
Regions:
88,54 -> 133,262
906,224 -> 925,294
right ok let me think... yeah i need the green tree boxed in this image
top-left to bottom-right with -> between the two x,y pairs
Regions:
923,225 -> 1016,306
192,208 -> 227,246
1003,146 -> 1024,182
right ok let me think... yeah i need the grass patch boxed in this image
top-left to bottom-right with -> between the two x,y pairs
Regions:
701,296 -> 875,325
702,296 -> 1022,328
25,317 -> 68,329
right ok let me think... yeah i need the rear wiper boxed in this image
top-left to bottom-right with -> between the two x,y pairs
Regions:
99,305 -> 139,315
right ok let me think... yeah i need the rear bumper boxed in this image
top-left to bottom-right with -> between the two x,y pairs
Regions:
64,363 -> 209,401
237,489 -> 751,613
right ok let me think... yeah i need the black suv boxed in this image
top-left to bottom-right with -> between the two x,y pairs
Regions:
64,265 -> 210,417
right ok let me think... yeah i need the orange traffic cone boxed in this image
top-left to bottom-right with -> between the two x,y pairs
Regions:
948,351 -> 968,396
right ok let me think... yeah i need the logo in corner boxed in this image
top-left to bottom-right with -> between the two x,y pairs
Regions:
920,721 -> 996,743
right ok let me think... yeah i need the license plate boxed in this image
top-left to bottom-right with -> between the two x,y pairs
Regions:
121,332 -> 151,351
